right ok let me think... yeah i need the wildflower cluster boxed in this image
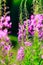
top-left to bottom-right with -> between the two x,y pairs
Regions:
0,15 -> 13,65
0,16 -> 12,29
28,14 -> 43,40
18,14 -> 43,42
0,0 -> 15,65
17,14 -> 43,65
0,15 -> 12,54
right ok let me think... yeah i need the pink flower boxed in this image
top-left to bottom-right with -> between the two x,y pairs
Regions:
17,47 -> 24,61
31,15 -> 34,19
28,25 -> 34,35
24,20 -> 27,26
4,45 -> 10,51
0,30 -> 7,37
3,21 -> 8,26
3,29 -> 8,34
24,41 -> 32,46
0,16 -> 11,29
41,55 -> 43,59
0,22 -> 3,29
1,16 -> 4,22
1,41 -> 5,45
5,36 -> 10,42
18,34 -> 23,42
5,16 -> 10,22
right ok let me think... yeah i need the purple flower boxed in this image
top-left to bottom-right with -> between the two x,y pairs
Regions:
31,15 -> 34,19
1,16 -> 4,22
24,41 -> 32,46
5,16 -> 10,22
6,36 -> 10,42
17,47 -> 24,61
28,14 -> 43,39
18,34 -> 23,42
0,16 -> 12,29
0,22 -> 3,29
4,45 -> 10,51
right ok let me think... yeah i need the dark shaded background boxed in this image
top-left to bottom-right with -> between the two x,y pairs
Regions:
6,0 -> 33,36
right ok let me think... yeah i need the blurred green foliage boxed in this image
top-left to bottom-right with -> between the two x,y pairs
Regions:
6,0 -> 33,36
13,0 -> 32,5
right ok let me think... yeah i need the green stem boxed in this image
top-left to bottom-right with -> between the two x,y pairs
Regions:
24,0 -> 28,19
0,0 -> 2,18
19,0 -> 24,24
24,0 -> 29,41
19,0 -> 24,46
